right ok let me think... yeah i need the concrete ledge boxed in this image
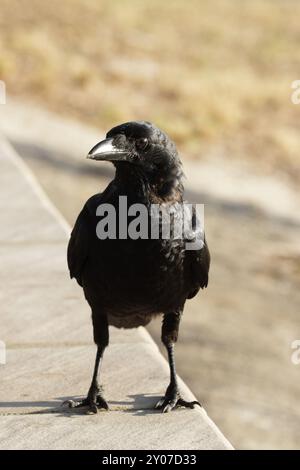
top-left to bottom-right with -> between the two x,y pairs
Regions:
0,135 -> 233,450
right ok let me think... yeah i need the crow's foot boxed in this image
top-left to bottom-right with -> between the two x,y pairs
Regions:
62,393 -> 109,414
155,385 -> 201,413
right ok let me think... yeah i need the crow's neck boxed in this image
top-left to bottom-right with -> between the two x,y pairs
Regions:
114,165 -> 183,204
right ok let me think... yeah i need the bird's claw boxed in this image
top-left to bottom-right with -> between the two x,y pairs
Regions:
62,395 -> 109,414
86,404 -> 98,415
155,393 -> 201,413
62,399 -> 85,408
96,395 -> 109,410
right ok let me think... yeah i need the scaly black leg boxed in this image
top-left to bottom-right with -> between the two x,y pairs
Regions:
155,311 -> 201,413
63,311 -> 109,414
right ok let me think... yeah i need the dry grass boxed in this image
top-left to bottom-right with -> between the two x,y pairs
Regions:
1,0 -> 300,181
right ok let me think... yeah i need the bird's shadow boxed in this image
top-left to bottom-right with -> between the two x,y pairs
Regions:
0,394 -> 164,418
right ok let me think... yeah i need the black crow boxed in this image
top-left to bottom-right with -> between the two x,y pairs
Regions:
64,121 -> 210,414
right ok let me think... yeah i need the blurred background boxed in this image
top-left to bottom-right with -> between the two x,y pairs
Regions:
0,0 -> 299,449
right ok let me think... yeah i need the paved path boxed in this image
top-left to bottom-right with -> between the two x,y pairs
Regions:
0,136 -> 232,450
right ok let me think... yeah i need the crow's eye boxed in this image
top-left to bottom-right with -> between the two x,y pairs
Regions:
136,137 -> 148,150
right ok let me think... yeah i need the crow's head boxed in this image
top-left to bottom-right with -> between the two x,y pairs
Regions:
87,121 -> 183,196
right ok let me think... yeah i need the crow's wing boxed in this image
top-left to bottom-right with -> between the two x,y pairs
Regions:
184,203 -> 210,298
67,193 -> 103,287
186,237 -> 210,299
67,205 -> 90,287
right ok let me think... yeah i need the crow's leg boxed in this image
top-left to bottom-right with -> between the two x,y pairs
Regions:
155,311 -> 201,413
63,311 -> 109,414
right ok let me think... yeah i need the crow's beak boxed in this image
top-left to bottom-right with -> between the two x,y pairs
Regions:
87,138 -> 130,162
